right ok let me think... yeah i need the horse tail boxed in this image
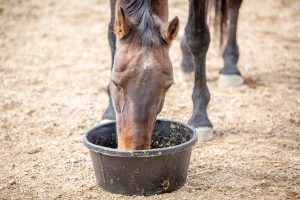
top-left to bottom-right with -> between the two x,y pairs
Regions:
209,0 -> 228,46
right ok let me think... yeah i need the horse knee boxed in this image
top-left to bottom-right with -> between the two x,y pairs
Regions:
185,25 -> 210,57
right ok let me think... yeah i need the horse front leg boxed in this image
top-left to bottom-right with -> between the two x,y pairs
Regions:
219,0 -> 244,86
102,0 -> 116,122
185,0 -> 213,141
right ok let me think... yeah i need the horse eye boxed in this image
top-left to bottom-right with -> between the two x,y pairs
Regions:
112,80 -> 122,90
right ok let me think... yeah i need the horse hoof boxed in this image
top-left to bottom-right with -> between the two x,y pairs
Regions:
218,74 -> 244,87
195,126 -> 214,142
100,119 -> 115,124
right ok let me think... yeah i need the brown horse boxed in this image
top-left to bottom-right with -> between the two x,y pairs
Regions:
102,0 -> 243,150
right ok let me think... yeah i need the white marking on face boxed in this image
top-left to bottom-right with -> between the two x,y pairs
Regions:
143,52 -> 155,69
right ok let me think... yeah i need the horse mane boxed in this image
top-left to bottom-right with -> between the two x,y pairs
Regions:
119,0 -> 166,47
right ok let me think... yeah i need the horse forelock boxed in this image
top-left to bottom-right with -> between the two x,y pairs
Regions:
119,0 -> 166,48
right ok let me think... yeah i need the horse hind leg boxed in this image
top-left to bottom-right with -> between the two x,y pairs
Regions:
219,0 -> 244,87
180,35 -> 195,73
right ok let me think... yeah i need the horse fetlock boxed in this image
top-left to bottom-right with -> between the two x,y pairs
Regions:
223,44 -> 239,61
188,110 -> 212,128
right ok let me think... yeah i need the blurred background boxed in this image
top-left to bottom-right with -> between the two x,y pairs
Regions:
0,0 -> 299,199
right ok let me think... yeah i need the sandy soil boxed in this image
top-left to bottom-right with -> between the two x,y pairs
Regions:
0,0 -> 300,199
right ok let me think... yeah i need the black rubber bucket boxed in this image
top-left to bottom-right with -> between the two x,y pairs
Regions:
83,119 -> 197,196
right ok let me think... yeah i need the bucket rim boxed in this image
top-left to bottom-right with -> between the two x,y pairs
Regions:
83,118 -> 198,157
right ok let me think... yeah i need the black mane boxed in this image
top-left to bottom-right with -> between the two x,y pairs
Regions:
119,0 -> 166,47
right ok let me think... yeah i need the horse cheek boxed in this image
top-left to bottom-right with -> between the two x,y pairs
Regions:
115,91 -> 125,114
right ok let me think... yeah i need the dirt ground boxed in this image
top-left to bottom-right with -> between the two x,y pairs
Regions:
0,0 -> 299,199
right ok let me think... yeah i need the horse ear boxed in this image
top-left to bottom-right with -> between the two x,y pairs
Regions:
114,8 -> 132,39
162,16 -> 179,42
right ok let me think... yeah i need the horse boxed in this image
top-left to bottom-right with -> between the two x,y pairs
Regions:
102,0 -> 243,150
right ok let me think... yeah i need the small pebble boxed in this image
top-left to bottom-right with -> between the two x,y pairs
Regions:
70,158 -> 78,163
9,180 -> 16,185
